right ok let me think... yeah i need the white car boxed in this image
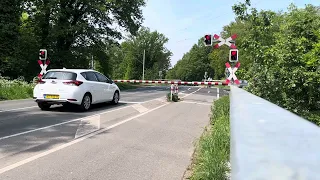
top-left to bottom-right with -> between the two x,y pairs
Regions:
33,69 -> 120,111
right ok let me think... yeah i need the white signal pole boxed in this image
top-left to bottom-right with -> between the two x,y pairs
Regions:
142,49 -> 145,80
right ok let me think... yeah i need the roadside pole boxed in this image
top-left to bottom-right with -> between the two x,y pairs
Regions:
170,84 -> 174,101
38,49 -> 50,79
142,49 -> 145,80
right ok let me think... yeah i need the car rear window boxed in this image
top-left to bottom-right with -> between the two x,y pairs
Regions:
42,71 -> 77,80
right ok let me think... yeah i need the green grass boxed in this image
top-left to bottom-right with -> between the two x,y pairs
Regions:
217,85 -> 230,89
116,82 -> 140,90
189,96 -> 230,180
0,77 -> 35,100
166,92 -> 179,102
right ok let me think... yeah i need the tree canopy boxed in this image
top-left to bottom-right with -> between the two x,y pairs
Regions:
0,0 -> 147,80
166,1 -> 320,121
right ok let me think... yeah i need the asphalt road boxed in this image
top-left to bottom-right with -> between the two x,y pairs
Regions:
0,85 -> 228,180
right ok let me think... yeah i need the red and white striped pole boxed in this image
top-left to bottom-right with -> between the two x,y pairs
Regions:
170,84 -> 174,101
225,62 -> 240,85
38,59 -> 50,79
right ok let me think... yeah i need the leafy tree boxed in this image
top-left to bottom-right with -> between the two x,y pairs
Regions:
1,0 -> 146,81
0,0 -> 22,77
166,38 -> 213,81
110,27 -> 172,80
230,0 -> 320,117
166,0 -> 319,122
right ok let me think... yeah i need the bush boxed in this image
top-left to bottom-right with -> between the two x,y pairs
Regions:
0,76 -> 35,100
189,96 -> 230,180
166,92 -> 179,102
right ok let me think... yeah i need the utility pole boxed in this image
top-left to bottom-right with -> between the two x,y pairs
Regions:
91,55 -> 94,70
142,49 -> 145,80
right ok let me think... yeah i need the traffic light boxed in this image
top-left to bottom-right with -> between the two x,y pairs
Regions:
229,49 -> 238,62
204,35 -> 212,46
39,49 -> 47,60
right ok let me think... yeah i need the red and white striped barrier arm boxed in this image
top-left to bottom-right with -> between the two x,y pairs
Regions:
113,80 -> 229,86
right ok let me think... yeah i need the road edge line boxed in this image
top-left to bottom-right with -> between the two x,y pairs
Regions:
181,87 -> 202,98
0,106 -> 38,113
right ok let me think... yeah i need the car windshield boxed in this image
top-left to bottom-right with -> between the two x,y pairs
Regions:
42,71 -> 77,80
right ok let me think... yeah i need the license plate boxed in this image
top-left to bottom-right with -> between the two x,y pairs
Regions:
44,94 -> 60,99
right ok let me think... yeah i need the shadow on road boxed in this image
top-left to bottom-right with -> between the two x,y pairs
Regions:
47,102 -> 128,113
0,102 -> 130,138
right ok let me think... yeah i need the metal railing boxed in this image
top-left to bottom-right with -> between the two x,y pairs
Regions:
230,86 -> 320,180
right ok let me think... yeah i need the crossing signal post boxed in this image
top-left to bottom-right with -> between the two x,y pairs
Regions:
37,49 -> 50,79
229,49 -> 238,62
204,35 -> 212,46
204,33 -> 242,85
39,49 -> 47,60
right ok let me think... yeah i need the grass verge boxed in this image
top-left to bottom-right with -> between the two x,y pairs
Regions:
115,82 -> 140,91
166,92 -> 179,102
0,77 -> 34,100
217,85 -> 230,89
187,96 -> 230,180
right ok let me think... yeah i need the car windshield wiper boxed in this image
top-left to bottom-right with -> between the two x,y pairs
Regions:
44,77 -> 57,79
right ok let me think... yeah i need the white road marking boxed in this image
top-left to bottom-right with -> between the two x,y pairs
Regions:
0,101 -> 170,175
180,101 -> 212,106
0,106 -> 38,113
181,88 -> 201,98
132,104 -> 149,113
156,98 -> 167,103
188,88 -> 191,90
0,98 -> 33,103
208,91 -> 210,93
74,115 -> 101,139
119,101 -> 141,104
217,88 -> 220,99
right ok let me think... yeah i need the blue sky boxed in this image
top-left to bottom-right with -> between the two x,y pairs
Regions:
141,0 -> 320,67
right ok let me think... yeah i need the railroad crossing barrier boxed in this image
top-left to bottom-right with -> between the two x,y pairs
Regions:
113,80 -> 229,86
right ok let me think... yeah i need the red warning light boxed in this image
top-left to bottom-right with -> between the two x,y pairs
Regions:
204,35 -> 212,46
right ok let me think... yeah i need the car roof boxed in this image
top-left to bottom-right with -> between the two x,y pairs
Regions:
47,69 -> 97,73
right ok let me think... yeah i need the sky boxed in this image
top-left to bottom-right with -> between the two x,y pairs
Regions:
140,0 -> 320,68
